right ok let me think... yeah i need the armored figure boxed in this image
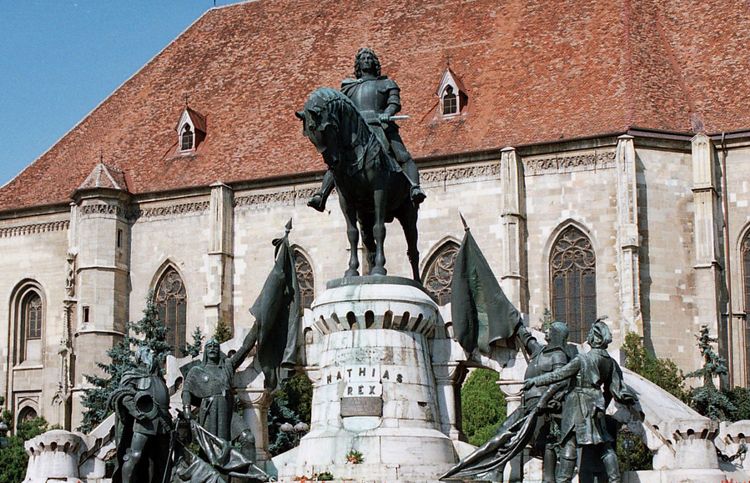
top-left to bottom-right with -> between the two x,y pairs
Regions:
308,48 -> 425,212
182,323 -> 258,441
110,345 -> 172,483
525,319 -> 638,483
442,321 -> 573,481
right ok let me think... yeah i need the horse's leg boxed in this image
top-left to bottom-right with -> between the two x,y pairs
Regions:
338,194 -> 360,277
359,212 -> 376,275
397,204 -> 421,281
371,188 -> 387,276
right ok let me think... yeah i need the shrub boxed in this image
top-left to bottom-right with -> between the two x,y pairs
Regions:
621,332 -> 689,402
0,415 -> 49,483
461,368 -> 507,446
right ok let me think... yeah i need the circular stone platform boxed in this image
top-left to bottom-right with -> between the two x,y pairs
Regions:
311,275 -> 439,337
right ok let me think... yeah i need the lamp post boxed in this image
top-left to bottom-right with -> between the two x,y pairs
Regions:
279,421 -> 309,446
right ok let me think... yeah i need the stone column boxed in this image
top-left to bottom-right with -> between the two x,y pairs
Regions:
690,134 -> 726,378
432,362 -> 464,440
500,147 -> 528,313
615,135 -> 642,336
237,387 -> 272,462
205,182 -> 234,334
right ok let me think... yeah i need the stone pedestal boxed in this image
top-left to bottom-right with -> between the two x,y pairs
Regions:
273,276 -> 457,481
23,430 -> 86,483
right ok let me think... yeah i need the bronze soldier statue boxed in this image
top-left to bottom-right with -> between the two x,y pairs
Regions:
182,323 -> 258,442
442,321 -> 574,482
308,48 -> 426,212
524,319 -> 638,483
110,345 -> 172,483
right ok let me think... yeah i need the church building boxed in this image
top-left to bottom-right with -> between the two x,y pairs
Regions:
1,0 -> 749,430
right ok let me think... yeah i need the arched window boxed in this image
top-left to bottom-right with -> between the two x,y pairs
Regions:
743,232 -> 750,316
155,267 -> 187,353
550,226 -> 596,343
294,249 -> 315,310
13,284 -> 44,364
17,406 -> 37,425
422,241 -> 460,305
181,124 -> 194,151
442,86 -> 457,116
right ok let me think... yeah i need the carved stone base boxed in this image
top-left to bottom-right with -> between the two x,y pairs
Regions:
273,277 -> 456,481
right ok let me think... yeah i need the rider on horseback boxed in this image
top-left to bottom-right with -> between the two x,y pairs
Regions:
308,48 -> 426,212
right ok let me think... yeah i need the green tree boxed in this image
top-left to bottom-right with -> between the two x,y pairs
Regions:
183,327 -> 204,358
540,307 -> 553,333
267,373 -> 313,456
687,325 -> 736,421
621,332 -> 689,402
0,415 -> 49,483
79,293 -> 172,432
461,368 -> 507,446
213,319 -> 233,343
726,386 -> 750,421
616,429 -> 652,472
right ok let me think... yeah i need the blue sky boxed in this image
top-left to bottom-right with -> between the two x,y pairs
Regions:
0,0 -> 239,187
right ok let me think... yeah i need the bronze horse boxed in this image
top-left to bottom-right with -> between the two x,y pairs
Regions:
296,87 -> 420,280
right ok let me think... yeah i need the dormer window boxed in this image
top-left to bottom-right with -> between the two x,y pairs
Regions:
442,86 -> 457,115
436,67 -> 468,118
175,105 -> 207,154
181,124 -> 194,151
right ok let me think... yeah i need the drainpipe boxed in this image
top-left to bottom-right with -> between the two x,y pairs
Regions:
719,132 -> 737,386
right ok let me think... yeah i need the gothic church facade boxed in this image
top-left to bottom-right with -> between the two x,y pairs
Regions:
1,0 -> 750,430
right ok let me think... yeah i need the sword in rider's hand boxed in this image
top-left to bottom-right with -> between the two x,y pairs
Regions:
389,115 -> 410,121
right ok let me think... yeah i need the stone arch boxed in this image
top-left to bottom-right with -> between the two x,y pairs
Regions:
151,260 -> 188,354
8,279 -> 47,365
545,221 -> 597,343
421,238 -> 461,306
292,246 -> 315,311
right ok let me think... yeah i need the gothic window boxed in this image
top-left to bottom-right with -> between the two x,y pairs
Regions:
155,267 -> 187,353
17,407 -> 37,425
442,86 -> 457,116
422,241 -> 460,305
294,249 -> 315,311
550,226 -> 596,343
742,232 -> 750,385
181,124 -> 194,151
19,290 -> 43,363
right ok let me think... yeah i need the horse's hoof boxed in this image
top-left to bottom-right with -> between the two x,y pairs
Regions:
370,268 -> 387,276
410,186 -> 426,205
307,194 -> 326,212
344,270 -> 359,278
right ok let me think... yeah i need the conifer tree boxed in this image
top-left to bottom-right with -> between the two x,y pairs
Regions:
687,325 -> 736,421
182,327 -> 204,358
78,292 -> 172,432
213,319 -> 233,343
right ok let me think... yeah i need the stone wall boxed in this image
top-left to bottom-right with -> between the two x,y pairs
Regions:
0,212 -> 70,426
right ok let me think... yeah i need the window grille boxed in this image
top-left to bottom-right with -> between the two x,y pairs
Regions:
155,268 -> 187,352
423,241 -> 460,305
294,249 -> 315,311
550,226 -> 596,343
181,125 -> 194,151
442,86 -> 457,115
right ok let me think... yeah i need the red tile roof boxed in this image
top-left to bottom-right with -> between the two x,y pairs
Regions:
2,0 -> 750,213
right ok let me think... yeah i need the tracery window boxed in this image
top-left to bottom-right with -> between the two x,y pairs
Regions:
422,241 -> 460,305
550,226 -> 596,343
294,249 -> 315,310
181,124 -> 194,151
743,232 -> 750,385
19,290 -> 43,363
442,86 -> 457,116
155,267 -> 187,353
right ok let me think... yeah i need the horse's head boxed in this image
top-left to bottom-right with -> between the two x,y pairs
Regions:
296,87 -> 343,154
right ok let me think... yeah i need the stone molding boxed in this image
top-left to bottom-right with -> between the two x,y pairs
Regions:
421,162 -> 501,185
523,151 -> 616,176
0,220 -> 69,238
233,187 -> 318,209
130,200 -> 210,220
